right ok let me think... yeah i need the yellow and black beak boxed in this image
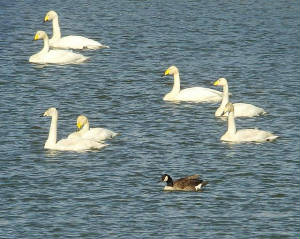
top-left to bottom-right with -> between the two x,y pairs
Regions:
162,69 -> 170,77
213,79 -> 220,86
77,121 -> 83,130
33,33 -> 39,41
44,15 -> 49,22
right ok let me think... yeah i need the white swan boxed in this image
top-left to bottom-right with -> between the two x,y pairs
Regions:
213,78 -> 266,117
42,108 -> 107,151
44,10 -> 109,50
163,66 -> 223,102
29,31 -> 88,64
221,103 -> 278,143
68,115 -> 118,142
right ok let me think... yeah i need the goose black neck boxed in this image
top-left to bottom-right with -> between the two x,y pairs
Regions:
166,176 -> 173,187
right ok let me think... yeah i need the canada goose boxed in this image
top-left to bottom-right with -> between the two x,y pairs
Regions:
161,174 -> 208,191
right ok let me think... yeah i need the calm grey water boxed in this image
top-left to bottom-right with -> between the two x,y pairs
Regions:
0,0 -> 299,238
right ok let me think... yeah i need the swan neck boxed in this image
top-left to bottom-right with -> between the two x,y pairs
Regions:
46,113 -> 58,147
41,34 -> 50,54
84,120 -> 90,130
221,84 -> 229,107
171,72 -> 180,94
52,16 -> 61,40
77,120 -> 90,137
227,111 -> 236,135
80,122 -> 90,133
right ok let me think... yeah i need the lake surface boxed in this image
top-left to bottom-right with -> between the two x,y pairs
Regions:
0,0 -> 299,238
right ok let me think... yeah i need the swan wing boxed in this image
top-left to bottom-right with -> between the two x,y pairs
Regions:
67,131 -> 80,139
235,129 -> 278,142
55,138 -> 107,151
68,128 -> 118,142
178,87 -> 222,102
82,128 -> 118,142
31,50 -> 88,64
217,103 -> 266,117
233,103 -> 266,117
51,35 -> 108,50
46,49 -> 88,64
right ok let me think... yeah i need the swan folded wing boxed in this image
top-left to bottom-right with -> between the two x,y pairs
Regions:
178,87 -> 222,102
218,103 -> 266,118
68,128 -> 117,142
235,129 -> 278,142
81,128 -> 117,142
54,138 -> 107,151
46,50 -> 88,64
232,103 -> 266,117
50,35 -> 106,50
67,131 -> 80,139
31,50 -> 88,64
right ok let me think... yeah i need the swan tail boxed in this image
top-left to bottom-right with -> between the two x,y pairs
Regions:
86,44 -> 109,50
95,143 -> 109,150
261,110 -> 267,115
266,135 -> 279,142
76,56 -> 89,63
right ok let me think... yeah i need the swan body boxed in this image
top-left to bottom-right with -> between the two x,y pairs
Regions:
221,103 -> 278,143
43,108 -> 107,151
29,31 -> 88,64
68,115 -> 118,142
161,174 -> 208,192
163,66 -> 223,103
214,78 -> 266,117
44,10 -> 109,50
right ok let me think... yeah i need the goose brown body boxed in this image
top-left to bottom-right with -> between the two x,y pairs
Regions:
161,174 -> 208,191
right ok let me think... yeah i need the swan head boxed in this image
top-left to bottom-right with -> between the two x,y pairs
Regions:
43,107 -> 58,117
33,31 -> 48,41
213,77 -> 228,86
77,115 -> 88,129
223,102 -> 234,114
44,10 -> 58,22
164,66 -> 179,76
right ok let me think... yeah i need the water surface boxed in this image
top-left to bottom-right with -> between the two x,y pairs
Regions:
0,0 -> 299,238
